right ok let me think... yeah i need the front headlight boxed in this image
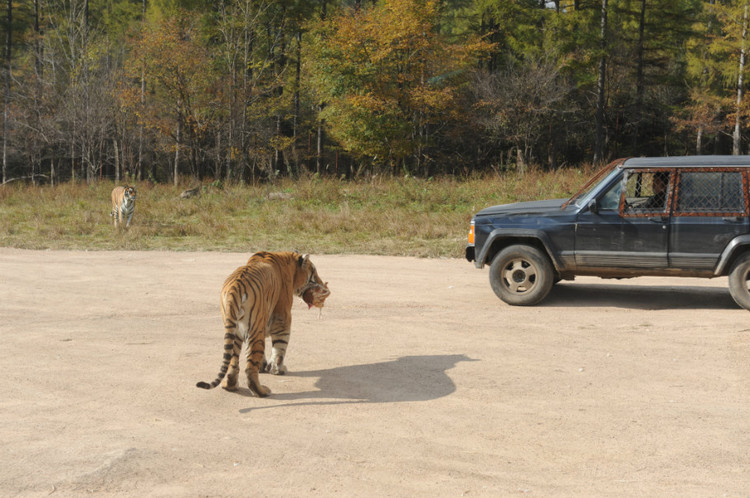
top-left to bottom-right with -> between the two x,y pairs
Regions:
468,220 -> 475,245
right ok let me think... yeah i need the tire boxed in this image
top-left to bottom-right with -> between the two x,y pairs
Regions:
489,244 -> 555,306
728,252 -> 750,311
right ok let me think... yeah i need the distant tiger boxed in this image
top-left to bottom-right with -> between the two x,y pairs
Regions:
196,251 -> 331,397
110,185 -> 137,229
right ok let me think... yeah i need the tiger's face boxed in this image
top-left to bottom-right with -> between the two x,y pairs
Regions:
124,186 -> 136,202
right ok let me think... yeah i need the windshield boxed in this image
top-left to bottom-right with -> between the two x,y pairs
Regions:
564,160 -> 624,209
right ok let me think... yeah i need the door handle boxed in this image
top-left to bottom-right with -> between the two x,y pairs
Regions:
723,216 -> 744,222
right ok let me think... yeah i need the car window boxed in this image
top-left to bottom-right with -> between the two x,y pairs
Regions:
569,163 -> 622,208
598,177 -> 623,210
675,171 -> 746,215
622,170 -> 671,215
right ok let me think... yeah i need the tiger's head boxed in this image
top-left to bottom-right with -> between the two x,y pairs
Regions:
124,186 -> 137,202
295,254 -> 330,309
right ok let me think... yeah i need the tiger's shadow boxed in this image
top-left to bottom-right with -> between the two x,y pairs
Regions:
238,354 -> 476,413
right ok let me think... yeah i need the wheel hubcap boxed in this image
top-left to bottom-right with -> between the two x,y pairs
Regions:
503,259 -> 537,293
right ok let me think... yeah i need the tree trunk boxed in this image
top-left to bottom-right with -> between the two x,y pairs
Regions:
317,111 -> 324,175
696,126 -> 703,155
315,0 -> 328,176
294,31 -> 302,172
114,139 -> 120,183
138,0 -> 146,181
240,4 -> 251,184
634,0 -> 646,149
71,117 -> 76,182
33,0 -> 43,186
636,0 -> 646,106
516,147 -> 526,175
2,0 -> 11,185
84,0 -> 93,184
734,2 -> 748,155
174,118 -> 181,186
594,0 -> 608,165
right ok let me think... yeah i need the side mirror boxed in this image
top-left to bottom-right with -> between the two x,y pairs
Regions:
587,199 -> 599,214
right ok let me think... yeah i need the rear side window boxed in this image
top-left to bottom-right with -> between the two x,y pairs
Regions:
675,171 -> 747,216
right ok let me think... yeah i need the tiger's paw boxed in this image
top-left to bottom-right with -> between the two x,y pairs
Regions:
222,377 -> 239,391
251,383 -> 271,397
248,375 -> 271,397
267,363 -> 288,376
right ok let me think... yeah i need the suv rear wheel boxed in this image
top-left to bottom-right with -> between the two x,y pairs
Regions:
728,252 -> 750,311
489,244 -> 554,306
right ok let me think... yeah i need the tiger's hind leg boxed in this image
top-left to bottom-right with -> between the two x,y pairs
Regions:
221,320 -> 243,391
222,348 -> 241,391
245,325 -> 271,397
264,312 -> 291,375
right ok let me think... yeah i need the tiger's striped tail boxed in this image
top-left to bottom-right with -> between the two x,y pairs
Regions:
196,315 -> 241,389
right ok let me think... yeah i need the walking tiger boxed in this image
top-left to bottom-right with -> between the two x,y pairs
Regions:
110,185 -> 137,229
196,251 -> 330,397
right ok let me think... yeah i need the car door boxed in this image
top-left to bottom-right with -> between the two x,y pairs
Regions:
669,169 -> 749,271
575,169 -> 671,270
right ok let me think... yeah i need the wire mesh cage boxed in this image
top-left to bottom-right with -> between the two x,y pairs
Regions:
621,169 -> 747,217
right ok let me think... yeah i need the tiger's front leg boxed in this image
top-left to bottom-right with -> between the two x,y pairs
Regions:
115,210 -> 125,230
264,313 -> 291,375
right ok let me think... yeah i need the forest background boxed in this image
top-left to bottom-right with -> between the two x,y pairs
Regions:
1,0 -> 750,185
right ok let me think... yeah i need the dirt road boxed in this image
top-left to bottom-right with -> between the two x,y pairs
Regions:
1,248 -> 748,497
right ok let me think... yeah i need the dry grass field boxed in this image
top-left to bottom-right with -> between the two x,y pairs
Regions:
0,170 -> 590,256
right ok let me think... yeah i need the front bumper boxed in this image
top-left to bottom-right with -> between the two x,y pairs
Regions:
465,245 -> 475,263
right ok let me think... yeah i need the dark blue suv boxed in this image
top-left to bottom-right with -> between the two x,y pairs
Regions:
466,156 -> 750,310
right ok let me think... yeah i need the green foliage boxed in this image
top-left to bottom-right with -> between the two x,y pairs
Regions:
305,0 -> 492,170
473,0 -> 548,63
3,0 -> 750,184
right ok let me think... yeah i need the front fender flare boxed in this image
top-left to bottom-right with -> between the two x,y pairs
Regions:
475,228 -> 564,272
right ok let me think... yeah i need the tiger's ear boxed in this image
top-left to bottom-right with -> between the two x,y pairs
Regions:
298,254 -> 309,267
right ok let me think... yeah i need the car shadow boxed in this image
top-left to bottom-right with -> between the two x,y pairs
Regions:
237,354 -> 476,413
542,282 -> 737,310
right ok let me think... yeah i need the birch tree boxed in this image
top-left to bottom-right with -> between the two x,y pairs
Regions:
733,2 -> 748,154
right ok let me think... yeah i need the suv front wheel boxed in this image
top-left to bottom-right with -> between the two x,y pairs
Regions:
728,252 -> 750,310
489,244 -> 554,306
